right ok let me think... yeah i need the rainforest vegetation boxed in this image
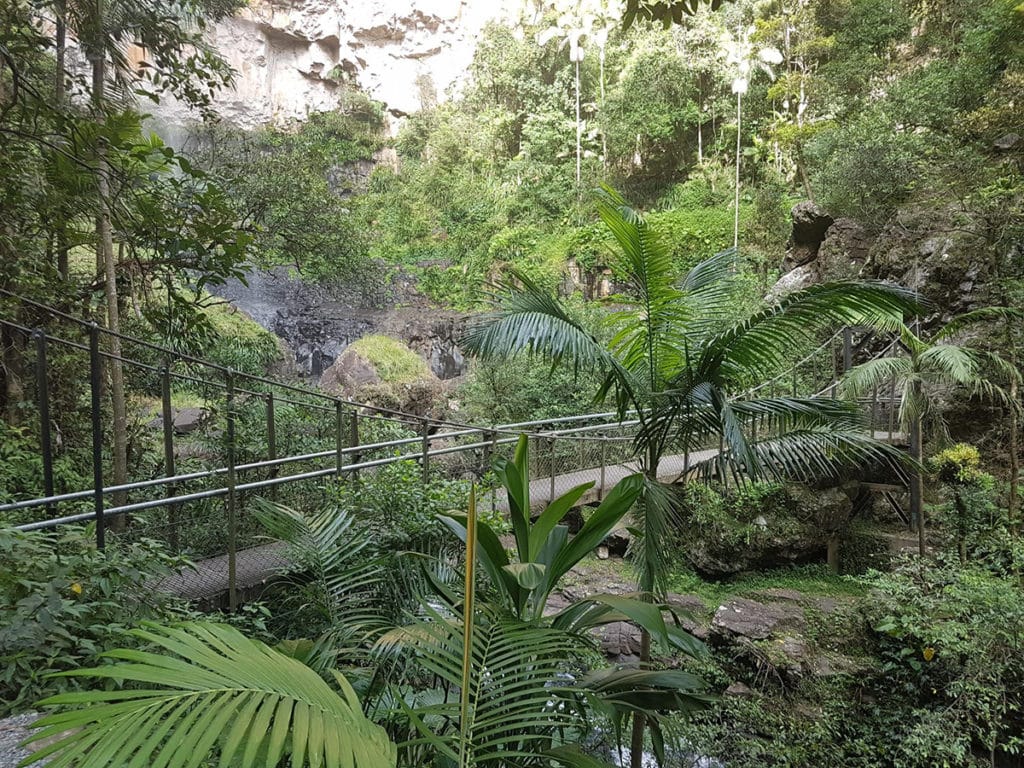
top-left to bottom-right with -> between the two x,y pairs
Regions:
1,0 -> 1023,766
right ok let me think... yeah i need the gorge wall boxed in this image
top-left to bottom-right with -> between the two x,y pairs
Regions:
157,0 -> 531,131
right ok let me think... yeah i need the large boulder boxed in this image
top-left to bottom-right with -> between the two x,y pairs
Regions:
683,482 -> 857,577
319,334 -> 445,418
712,597 -> 805,641
816,217 -> 871,281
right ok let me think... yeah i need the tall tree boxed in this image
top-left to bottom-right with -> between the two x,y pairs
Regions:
59,0 -> 236,507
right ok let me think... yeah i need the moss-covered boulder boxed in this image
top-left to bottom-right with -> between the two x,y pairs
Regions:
319,334 -> 444,417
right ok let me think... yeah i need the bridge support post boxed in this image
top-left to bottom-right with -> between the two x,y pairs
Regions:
827,534 -> 840,573
549,437 -> 556,504
349,410 -> 360,482
161,363 -> 178,552
89,324 -> 105,550
225,370 -> 238,611
421,418 -> 430,485
32,330 -> 54,511
265,392 -> 277,493
335,400 -> 344,478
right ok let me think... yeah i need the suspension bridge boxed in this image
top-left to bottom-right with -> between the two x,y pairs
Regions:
0,292 -> 908,607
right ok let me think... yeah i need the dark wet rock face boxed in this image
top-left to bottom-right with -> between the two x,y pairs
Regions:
209,266 -> 467,380
784,202 -> 834,271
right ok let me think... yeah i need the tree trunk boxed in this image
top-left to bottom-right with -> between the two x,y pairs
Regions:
92,52 -> 129,522
909,403 -> 925,556
733,92 -> 742,251
1010,375 -> 1019,535
575,58 -> 581,200
630,447 -> 661,768
827,534 -> 840,573
55,2 -> 69,281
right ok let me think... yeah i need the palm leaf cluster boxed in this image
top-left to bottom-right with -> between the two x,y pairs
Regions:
253,499 -> 387,645
465,186 -> 919,592
24,622 -> 396,768
377,605 -> 582,766
465,187 -> 917,489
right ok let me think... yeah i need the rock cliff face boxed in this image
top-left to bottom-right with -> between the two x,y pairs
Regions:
772,203 -> 1001,322
160,0 -> 528,130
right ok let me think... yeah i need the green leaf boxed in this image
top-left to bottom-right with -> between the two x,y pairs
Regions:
503,563 -> 547,590
23,622 -> 396,768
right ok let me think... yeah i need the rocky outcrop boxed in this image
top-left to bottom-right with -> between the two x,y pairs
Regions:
783,202 -> 834,271
712,597 -> 804,641
209,267 -> 468,380
866,208 -> 994,319
319,336 -> 446,418
711,592 -> 861,681
148,0 -> 529,131
684,483 -> 858,577
770,202 -> 997,320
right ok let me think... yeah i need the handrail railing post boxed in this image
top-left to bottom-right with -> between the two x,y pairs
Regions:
335,400 -> 344,478
549,437 -> 556,504
599,433 -> 606,501
160,362 -> 178,551
349,408 -> 360,482
89,324 -> 105,549
888,376 -> 897,442
33,330 -> 54,511
266,392 -> 277,486
421,418 -> 430,485
225,370 -> 238,611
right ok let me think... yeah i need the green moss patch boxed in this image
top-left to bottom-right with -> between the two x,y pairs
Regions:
346,335 -> 431,384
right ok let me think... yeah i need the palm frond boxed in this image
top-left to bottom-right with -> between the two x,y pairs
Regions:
701,281 -> 918,384
841,356 -> 913,397
680,247 -> 742,342
629,477 -> 684,597
375,606 -> 581,765
933,306 -> 1024,341
688,427 -> 911,484
919,344 -> 979,385
464,271 -> 616,368
23,622 -> 396,768
253,500 -> 388,647
597,186 -> 691,395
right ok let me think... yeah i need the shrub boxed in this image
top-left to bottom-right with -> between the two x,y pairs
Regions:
0,527 -> 190,714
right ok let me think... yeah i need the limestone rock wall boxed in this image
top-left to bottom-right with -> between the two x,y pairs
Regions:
158,0 -> 529,130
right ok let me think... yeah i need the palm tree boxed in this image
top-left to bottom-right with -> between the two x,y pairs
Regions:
463,187 -> 917,765
842,309 -> 1021,556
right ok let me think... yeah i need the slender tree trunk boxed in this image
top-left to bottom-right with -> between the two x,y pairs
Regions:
733,92 -> 742,251
630,444 -> 661,768
1010,370 -> 1019,535
575,58 -> 582,200
92,51 -> 129,520
599,46 -> 607,168
796,143 -> 813,201
55,2 -> 69,281
909,399 -> 925,556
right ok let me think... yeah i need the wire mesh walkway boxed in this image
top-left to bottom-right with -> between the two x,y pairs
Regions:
1,290 -> 910,606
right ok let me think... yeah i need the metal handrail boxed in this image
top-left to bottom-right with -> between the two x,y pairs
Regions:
1,291 -> 908,607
